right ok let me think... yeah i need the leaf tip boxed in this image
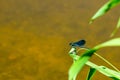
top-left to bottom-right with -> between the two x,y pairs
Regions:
89,19 -> 94,24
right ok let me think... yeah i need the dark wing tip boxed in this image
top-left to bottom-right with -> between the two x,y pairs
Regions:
77,39 -> 86,45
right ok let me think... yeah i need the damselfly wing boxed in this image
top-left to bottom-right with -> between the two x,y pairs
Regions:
69,39 -> 86,48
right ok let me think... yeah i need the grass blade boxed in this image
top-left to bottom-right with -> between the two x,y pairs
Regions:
111,17 -> 120,37
90,0 -> 120,24
86,68 -> 96,80
86,62 -> 120,80
69,49 -> 96,80
96,66 -> 120,80
68,47 -> 120,80
94,38 -> 120,50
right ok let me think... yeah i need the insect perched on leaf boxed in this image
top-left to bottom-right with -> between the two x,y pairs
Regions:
69,39 -> 86,48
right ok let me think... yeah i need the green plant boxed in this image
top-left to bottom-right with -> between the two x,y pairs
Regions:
68,0 -> 120,80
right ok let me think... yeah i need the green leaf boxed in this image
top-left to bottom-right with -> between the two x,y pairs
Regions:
86,68 -> 96,80
68,47 -> 120,80
96,66 -> 120,80
90,0 -> 120,24
111,17 -> 120,37
94,38 -> 120,50
86,62 -> 120,80
68,49 -> 96,80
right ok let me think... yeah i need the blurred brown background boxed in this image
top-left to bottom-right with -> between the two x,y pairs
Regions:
0,0 -> 120,80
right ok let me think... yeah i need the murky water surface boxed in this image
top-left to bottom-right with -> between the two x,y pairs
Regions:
0,0 -> 120,80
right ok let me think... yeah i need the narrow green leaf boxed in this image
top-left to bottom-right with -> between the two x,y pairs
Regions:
96,66 -> 120,80
68,47 -> 120,80
86,68 -> 96,80
69,49 -> 96,80
111,17 -> 120,37
86,61 -> 120,79
94,38 -> 120,50
90,0 -> 120,24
